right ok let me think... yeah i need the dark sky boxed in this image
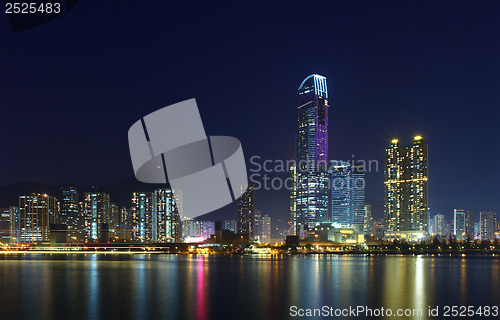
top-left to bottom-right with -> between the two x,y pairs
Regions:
1,1 -> 499,222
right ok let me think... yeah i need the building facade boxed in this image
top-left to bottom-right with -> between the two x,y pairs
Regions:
384,136 -> 428,234
0,208 -> 13,243
19,193 -> 58,243
433,214 -> 445,236
454,209 -> 466,241
131,192 -> 152,242
295,74 -> 329,234
237,185 -> 255,236
289,163 -> 297,235
329,161 -> 365,228
223,220 -> 237,232
60,186 -> 83,242
480,211 -> 497,240
351,165 -> 366,228
152,188 -> 180,243
83,192 -> 110,242
364,204 -> 373,237
261,214 -> 271,243
465,211 -> 475,240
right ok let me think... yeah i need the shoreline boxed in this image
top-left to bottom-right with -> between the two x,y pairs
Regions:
0,250 -> 498,257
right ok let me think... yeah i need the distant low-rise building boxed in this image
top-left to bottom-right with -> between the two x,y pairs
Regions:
384,230 -> 429,243
313,223 -> 364,244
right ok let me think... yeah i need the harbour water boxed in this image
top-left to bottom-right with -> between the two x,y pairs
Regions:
0,254 -> 498,319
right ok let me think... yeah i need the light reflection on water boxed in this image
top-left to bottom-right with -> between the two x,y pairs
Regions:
0,254 -> 498,320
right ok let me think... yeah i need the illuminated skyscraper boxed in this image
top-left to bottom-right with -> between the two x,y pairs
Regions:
261,214 -> 271,243
465,211 -> 475,240
480,211 -> 497,240
0,208 -> 13,243
131,192 -> 152,242
329,161 -> 352,226
364,204 -> 373,237
351,165 -> 366,228
454,209 -> 466,241
0,207 -> 18,243
60,186 -> 83,242
19,193 -> 59,242
237,185 -> 255,236
384,136 -> 428,233
289,163 -> 297,235
329,161 -> 365,228
152,188 -> 180,243
83,192 -> 110,242
253,209 -> 262,241
295,74 -> 329,234
434,214 -> 445,236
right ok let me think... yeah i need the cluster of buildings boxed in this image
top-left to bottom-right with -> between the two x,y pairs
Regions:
1,74 -> 497,246
288,74 -> 498,244
427,210 -> 498,241
236,186 -> 272,243
0,188 -> 181,243
288,74 -> 366,244
0,184 -> 273,245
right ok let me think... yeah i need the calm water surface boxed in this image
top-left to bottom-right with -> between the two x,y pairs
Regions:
0,254 -> 498,320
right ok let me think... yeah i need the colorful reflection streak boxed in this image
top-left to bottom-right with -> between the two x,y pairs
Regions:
0,254 -> 498,320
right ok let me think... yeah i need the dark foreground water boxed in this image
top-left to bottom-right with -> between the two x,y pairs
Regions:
0,254 -> 498,320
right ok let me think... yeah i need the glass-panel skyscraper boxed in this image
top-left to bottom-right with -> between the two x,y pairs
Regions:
329,161 -> 365,228
454,209 -> 466,241
295,74 -> 329,234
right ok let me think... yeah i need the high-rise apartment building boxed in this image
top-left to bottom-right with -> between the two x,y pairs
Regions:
384,136 -> 428,233
295,74 -> 329,233
181,219 -> 213,242
351,165 -> 366,228
60,186 -> 83,242
454,209 -> 466,241
364,204 -> 373,237
237,185 -> 255,236
131,192 -> 152,242
83,192 -> 110,242
261,214 -> 271,243
480,211 -> 497,240
19,193 -> 59,242
152,188 -> 180,243
433,214 -> 445,236
110,203 -> 119,230
465,211 -> 475,240
0,208 -> 13,243
289,163 -> 297,235
253,209 -> 262,241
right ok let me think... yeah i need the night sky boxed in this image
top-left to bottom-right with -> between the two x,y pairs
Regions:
1,1 -> 499,222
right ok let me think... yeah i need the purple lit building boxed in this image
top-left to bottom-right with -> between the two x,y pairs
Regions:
294,74 -> 330,235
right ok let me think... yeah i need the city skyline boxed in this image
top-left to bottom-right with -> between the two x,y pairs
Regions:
1,2 -> 498,222
0,72 -> 497,243
1,3 -> 499,320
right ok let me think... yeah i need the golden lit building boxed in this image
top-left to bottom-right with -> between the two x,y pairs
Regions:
384,136 -> 428,234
